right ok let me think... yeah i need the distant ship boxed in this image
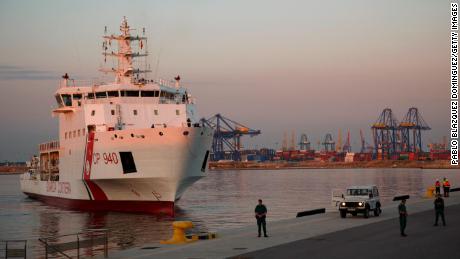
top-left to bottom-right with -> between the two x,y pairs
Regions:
20,17 -> 213,216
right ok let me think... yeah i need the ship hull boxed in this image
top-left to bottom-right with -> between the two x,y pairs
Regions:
20,127 -> 213,216
24,192 -> 174,215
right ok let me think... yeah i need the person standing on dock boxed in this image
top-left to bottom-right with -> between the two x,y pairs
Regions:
433,194 -> 446,226
443,178 -> 451,197
398,199 -> 408,237
435,179 -> 441,195
255,199 -> 268,237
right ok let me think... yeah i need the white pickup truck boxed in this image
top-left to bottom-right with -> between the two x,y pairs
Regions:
334,185 -> 382,218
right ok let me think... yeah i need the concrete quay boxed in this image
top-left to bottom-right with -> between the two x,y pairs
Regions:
112,192 -> 460,259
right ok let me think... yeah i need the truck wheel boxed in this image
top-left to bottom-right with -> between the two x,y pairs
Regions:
340,210 -> 346,218
374,208 -> 380,217
364,208 -> 369,218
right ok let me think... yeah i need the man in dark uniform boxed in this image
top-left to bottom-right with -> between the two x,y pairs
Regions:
434,194 -> 446,226
255,199 -> 268,237
398,199 -> 408,237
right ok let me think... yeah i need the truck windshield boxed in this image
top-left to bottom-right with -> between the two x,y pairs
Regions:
347,189 -> 370,196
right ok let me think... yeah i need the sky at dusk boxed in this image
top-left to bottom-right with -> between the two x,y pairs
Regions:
0,0 -> 452,161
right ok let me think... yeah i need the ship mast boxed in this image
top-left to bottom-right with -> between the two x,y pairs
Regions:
101,17 -> 151,84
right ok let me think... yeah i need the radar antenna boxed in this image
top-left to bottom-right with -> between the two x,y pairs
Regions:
100,17 -> 151,84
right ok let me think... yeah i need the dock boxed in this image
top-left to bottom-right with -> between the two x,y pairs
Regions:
112,192 -> 460,258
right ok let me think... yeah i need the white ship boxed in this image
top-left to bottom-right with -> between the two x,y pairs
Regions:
20,17 -> 213,216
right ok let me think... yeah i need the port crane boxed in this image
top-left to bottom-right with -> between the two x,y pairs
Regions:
299,134 -> 311,151
201,114 -> 261,161
359,129 -> 373,153
342,130 -> 352,153
322,133 -> 335,152
371,108 -> 399,158
399,107 -> 431,153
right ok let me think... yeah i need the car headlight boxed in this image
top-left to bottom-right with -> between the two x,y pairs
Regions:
341,202 -> 346,206
358,202 -> 364,207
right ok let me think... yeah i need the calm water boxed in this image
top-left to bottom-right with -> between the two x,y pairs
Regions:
0,169 -> 459,257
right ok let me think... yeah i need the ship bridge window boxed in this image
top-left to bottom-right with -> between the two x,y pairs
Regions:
141,90 -> 156,97
73,94 -> 82,100
159,91 -> 175,102
108,91 -> 119,97
61,94 -> 72,106
96,91 -> 107,99
121,90 -> 140,97
87,93 -> 95,99
55,95 -> 63,107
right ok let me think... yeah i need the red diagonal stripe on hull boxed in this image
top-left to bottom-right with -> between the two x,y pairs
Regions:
83,131 -> 108,200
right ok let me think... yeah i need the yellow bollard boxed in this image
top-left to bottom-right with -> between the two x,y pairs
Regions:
160,221 -> 195,244
425,186 -> 435,198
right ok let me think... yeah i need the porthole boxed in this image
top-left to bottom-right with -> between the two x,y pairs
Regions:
131,133 -> 134,137
114,134 -> 118,138
183,131 -> 189,136
159,132 -> 164,136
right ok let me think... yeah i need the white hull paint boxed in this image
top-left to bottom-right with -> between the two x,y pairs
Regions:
20,127 -> 213,214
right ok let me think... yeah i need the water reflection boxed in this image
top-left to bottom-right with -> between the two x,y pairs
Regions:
1,169 -> 459,257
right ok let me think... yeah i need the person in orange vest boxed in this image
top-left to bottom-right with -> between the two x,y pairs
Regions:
435,179 -> 441,195
443,178 -> 451,197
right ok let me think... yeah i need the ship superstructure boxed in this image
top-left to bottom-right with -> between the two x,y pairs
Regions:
20,17 -> 213,216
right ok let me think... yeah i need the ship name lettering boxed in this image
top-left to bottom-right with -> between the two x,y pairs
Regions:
99,152 -> 119,165
93,152 -> 119,165
93,152 -> 100,165
58,182 -> 71,194
46,182 -> 57,193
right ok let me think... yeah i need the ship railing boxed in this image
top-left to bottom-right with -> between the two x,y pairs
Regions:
60,79 -> 106,88
0,240 -> 27,259
39,141 -> 60,152
39,229 -> 108,259
159,97 -> 188,104
155,78 -> 177,88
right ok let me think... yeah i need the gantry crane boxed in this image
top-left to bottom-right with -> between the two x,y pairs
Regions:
299,134 -> 311,151
371,108 -> 399,158
201,114 -> 261,161
322,133 -> 335,152
399,107 -> 431,153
